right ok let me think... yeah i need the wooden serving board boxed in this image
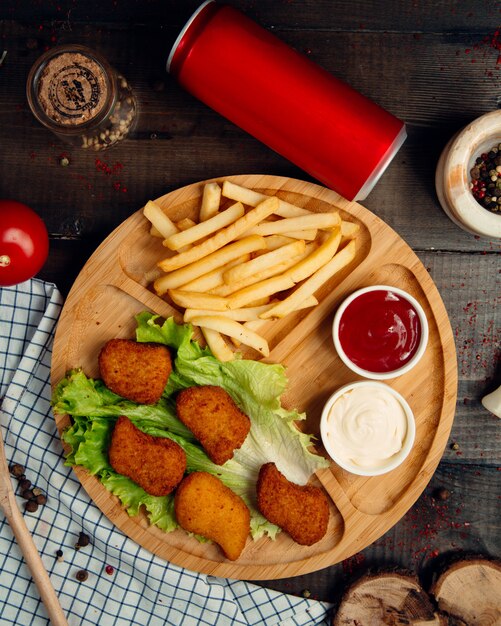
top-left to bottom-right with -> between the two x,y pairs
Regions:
51,174 -> 458,580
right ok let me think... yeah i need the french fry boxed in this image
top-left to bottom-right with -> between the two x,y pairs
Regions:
231,295 -> 319,343
261,240 -> 357,319
222,180 -> 312,218
154,235 -> 266,294
191,315 -> 270,357
242,212 -> 340,237
224,240 -> 305,285
227,274 -> 295,310
158,196 -> 278,272
181,254 -> 250,292
212,244 -> 313,297
150,225 -> 163,238
222,180 -> 356,233
285,228 -> 341,283
176,217 -> 197,231
240,226 -> 317,241
244,296 -> 270,307
200,182 -> 222,221
143,200 -> 179,239
281,229 -> 318,241
258,235 -> 297,251
184,303 -> 275,323
230,319 -> 268,347
164,201 -> 245,251
201,327 -> 235,362
341,221 -> 360,238
168,290 -> 229,311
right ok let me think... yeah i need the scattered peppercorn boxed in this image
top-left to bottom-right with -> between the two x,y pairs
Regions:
56,549 -> 63,558
433,487 -> 451,501
105,565 -> 114,575
302,589 -> 311,598
75,569 -> 89,582
470,144 -> 501,213
76,531 -> 90,549
450,442 -> 460,451
21,489 -> 35,500
59,156 -> 70,167
9,463 -> 25,478
24,500 -> 38,513
18,478 -> 32,491
9,461 -> 47,512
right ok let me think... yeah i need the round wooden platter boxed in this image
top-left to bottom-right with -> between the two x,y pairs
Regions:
51,174 -> 458,580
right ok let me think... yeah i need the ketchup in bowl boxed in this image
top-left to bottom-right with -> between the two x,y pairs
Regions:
333,286 -> 428,379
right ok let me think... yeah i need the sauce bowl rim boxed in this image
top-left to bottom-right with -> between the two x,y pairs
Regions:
332,284 -> 429,380
320,380 -> 416,476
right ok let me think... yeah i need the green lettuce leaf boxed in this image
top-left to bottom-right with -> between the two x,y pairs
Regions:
53,312 -> 328,540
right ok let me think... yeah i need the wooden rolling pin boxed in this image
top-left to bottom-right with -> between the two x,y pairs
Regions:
0,426 -> 68,626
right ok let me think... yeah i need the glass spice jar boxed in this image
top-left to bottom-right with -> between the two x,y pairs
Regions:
26,44 -> 137,151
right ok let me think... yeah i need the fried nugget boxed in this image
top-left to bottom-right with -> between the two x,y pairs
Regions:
99,338 -> 172,404
174,472 -> 250,560
109,416 -> 186,496
256,462 -> 329,546
176,385 -> 250,465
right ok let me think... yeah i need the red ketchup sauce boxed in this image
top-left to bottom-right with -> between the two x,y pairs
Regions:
338,289 -> 421,373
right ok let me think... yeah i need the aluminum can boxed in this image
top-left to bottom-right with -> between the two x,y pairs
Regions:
168,1 -> 406,201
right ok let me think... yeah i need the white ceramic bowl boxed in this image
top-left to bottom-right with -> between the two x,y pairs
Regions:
435,109 -> 501,239
320,381 -> 416,476
332,284 -> 429,380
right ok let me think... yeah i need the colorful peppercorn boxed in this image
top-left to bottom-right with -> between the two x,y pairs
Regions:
75,531 -> 91,549
470,143 -> 501,213
9,463 -> 25,478
24,500 -> 38,513
9,460 -> 47,513
76,569 -> 89,582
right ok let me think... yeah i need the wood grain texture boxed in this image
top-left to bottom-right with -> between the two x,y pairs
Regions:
51,174 -> 457,579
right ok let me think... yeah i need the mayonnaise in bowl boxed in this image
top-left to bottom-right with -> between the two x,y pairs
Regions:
320,381 -> 415,476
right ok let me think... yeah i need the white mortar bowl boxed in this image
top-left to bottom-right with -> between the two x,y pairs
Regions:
435,109 -> 501,239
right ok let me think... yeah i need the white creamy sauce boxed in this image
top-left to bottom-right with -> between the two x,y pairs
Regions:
325,386 -> 407,469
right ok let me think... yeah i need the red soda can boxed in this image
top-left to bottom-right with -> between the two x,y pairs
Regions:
168,1 -> 406,201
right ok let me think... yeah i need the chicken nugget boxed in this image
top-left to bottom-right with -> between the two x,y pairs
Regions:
176,385 -> 250,465
174,471 -> 250,560
109,416 -> 186,496
99,338 -> 172,404
257,462 -> 329,546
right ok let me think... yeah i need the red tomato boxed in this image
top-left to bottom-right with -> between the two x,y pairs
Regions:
0,200 -> 49,287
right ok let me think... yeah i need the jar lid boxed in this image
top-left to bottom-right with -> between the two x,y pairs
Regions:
27,44 -> 116,135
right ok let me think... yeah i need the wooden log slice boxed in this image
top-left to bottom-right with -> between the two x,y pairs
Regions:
430,558 -> 501,626
333,572 -> 445,625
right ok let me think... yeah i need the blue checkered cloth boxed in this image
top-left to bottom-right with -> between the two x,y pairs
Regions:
0,279 -> 332,626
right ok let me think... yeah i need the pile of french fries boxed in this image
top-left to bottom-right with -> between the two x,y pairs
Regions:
144,181 -> 359,361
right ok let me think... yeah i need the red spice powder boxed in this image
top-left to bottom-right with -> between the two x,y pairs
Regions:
341,551 -> 366,576
95,158 -> 127,192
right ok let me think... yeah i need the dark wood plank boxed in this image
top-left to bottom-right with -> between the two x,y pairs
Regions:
1,0 -> 500,32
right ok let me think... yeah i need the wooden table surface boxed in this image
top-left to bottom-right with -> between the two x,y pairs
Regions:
1,0 -> 499,606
